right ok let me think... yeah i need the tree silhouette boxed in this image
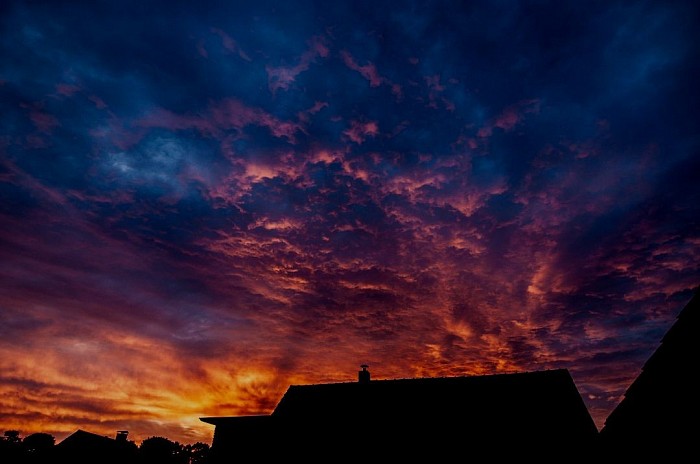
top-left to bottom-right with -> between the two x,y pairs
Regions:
22,433 -> 55,463
2,431 -> 21,444
184,442 -> 210,464
138,436 -> 187,464
0,430 -> 209,464
0,431 -> 57,464
0,430 -> 23,463
23,432 -> 55,451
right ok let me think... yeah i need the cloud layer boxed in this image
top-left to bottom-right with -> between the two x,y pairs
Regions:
1,0 -> 699,444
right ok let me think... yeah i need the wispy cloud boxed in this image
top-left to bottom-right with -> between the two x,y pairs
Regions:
266,36 -> 329,93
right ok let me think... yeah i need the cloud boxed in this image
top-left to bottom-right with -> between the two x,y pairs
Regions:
55,83 -> 80,97
477,99 -> 540,138
266,36 -> 329,93
342,120 -> 379,144
340,51 -> 386,87
210,27 -> 251,61
297,100 -> 328,123
26,107 -> 60,134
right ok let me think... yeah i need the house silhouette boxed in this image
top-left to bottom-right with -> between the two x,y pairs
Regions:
201,368 -> 598,461
55,429 -> 136,464
600,289 -> 699,459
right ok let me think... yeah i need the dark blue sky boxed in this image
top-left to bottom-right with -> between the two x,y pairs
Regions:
1,0 -> 699,443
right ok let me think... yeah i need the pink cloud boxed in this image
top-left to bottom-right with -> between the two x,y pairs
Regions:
494,107 -> 521,131
25,134 -> 48,148
210,28 -> 251,61
266,36 -> 329,93
55,83 -> 80,97
424,75 -> 445,92
297,101 -> 329,123
29,110 -> 59,133
88,95 -> 107,109
451,134 -> 479,151
310,36 -> 330,58
0,157 -> 69,206
209,99 -> 301,141
132,98 -> 301,144
568,142 -> 599,159
265,67 -> 297,93
340,51 -> 386,87
423,74 -> 456,110
478,99 -> 540,138
477,126 -> 493,138
211,28 -> 236,51
306,101 -> 329,115
343,120 -> 379,144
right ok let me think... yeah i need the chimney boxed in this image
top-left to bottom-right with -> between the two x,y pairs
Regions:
115,431 -> 128,442
358,364 -> 370,383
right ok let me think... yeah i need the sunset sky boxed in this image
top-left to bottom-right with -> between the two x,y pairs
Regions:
1,0 -> 699,445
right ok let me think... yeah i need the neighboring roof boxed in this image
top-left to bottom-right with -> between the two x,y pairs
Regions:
600,290 -> 699,450
56,429 -> 115,449
56,429 -> 136,464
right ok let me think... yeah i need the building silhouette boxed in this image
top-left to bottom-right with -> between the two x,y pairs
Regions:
600,290 -> 699,459
55,429 -> 136,464
202,368 -> 598,461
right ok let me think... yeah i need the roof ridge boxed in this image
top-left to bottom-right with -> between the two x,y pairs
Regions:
287,367 -> 570,388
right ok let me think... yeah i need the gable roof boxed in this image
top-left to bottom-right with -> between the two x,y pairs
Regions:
600,290 -> 699,449
56,429 -> 116,449
201,368 -> 598,459
273,368 -> 597,437
56,429 -> 137,464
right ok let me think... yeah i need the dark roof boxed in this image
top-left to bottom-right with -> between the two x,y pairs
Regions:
200,415 -> 271,427
202,368 -> 598,460
600,290 -> 699,452
56,429 -> 137,464
56,429 -> 116,449
273,368 -> 596,437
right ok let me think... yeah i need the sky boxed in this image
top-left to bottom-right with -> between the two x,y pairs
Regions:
1,0 -> 699,445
